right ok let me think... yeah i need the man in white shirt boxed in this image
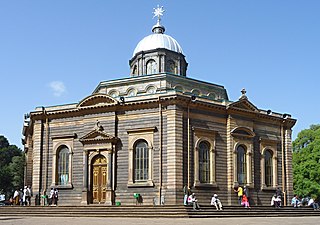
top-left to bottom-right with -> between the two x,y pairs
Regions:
308,197 -> 320,210
211,194 -> 223,210
188,193 -> 200,210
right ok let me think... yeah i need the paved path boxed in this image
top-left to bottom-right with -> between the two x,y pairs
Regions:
0,216 -> 320,225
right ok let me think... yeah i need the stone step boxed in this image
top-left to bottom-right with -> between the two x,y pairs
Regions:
1,205 -> 319,218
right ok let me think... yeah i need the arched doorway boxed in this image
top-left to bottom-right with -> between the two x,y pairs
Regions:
91,155 -> 107,204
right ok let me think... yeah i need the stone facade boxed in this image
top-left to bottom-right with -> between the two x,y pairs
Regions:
22,10 -> 296,206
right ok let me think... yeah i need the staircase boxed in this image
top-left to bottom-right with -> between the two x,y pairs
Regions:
0,205 -> 319,218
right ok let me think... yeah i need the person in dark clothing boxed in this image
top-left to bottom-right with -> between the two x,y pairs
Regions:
244,186 -> 250,205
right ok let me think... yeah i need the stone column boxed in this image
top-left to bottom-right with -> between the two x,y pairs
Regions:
105,150 -> 113,205
81,150 -> 88,205
107,150 -> 112,190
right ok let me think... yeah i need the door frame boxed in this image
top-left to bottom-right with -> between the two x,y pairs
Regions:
91,154 -> 108,204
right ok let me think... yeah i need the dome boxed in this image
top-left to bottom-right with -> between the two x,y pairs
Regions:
133,33 -> 183,57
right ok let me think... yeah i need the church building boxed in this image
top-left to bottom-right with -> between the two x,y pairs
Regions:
22,6 -> 296,206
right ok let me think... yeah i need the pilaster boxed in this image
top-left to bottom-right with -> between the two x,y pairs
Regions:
285,129 -> 293,200
166,105 -> 183,204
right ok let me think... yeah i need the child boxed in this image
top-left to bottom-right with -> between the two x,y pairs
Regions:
241,194 -> 250,208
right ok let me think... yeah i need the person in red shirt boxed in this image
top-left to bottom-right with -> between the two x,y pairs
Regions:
241,194 -> 250,208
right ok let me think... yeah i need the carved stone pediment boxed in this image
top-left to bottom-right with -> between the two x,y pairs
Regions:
227,98 -> 259,113
79,129 -> 118,145
77,94 -> 118,108
231,127 -> 255,139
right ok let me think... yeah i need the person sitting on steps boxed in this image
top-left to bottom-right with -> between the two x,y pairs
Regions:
188,193 -> 200,211
211,194 -> 223,210
291,195 -> 301,208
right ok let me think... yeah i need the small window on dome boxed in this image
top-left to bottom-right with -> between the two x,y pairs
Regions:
146,60 -> 157,75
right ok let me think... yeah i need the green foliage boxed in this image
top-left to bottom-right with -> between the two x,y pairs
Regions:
0,135 -> 24,198
9,155 -> 25,189
293,125 -> 320,198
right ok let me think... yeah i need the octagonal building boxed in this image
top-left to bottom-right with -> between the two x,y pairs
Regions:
22,7 -> 296,206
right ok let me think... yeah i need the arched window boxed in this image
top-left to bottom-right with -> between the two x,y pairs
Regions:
127,88 -> 137,97
134,140 -> 149,182
174,85 -> 184,93
265,150 -> 273,187
199,141 -> 210,183
109,90 -> 118,98
146,60 -> 157,74
166,60 -> 176,74
132,65 -> 138,76
146,86 -> 156,94
58,146 -> 69,185
207,93 -> 217,100
191,89 -> 201,96
237,145 -> 247,185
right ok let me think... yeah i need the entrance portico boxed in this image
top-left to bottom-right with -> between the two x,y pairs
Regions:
79,121 -> 118,205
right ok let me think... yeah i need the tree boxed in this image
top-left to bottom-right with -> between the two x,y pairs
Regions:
293,125 -> 320,198
0,135 -> 24,198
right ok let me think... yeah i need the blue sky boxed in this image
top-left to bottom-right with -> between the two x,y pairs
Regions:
0,0 -> 319,148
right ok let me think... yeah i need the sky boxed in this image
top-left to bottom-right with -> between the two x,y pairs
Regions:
0,0 -> 319,148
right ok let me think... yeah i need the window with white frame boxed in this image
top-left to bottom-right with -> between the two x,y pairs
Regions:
51,137 -> 74,188
193,127 -> 217,187
231,127 -> 255,188
199,141 -> 210,183
57,146 -> 69,185
237,145 -> 247,185
260,145 -> 278,190
134,140 -> 149,182
127,127 -> 156,187
265,149 -> 273,187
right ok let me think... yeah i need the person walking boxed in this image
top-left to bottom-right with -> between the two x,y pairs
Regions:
54,188 -> 59,206
234,185 -> 243,205
27,186 -> 32,206
49,188 -> 55,206
13,189 -> 20,205
183,185 -> 190,206
23,186 -> 30,206
241,194 -> 250,208
243,186 -> 250,205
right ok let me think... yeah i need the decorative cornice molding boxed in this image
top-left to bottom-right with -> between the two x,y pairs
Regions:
51,133 -> 77,140
127,126 -> 157,134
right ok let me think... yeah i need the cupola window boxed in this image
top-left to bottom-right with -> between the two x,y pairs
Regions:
146,60 -> 157,74
166,60 -> 176,74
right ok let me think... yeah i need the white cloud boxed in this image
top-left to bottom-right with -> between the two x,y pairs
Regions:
49,81 -> 66,97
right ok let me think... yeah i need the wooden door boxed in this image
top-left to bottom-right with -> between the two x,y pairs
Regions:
92,155 -> 107,204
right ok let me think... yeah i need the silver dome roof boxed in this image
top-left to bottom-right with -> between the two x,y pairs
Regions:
133,33 -> 183,57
